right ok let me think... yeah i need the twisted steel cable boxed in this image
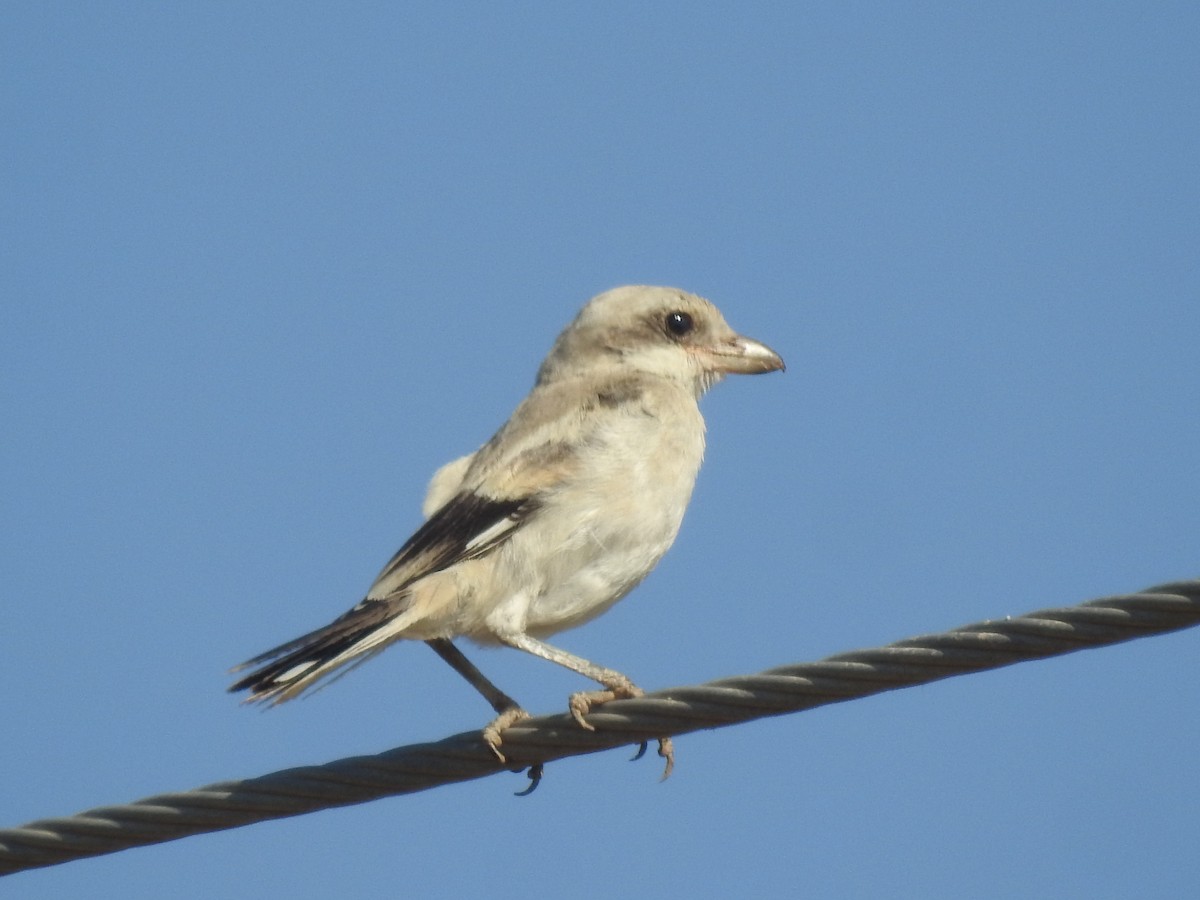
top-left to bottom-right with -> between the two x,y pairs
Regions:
2,579 -> 1197,876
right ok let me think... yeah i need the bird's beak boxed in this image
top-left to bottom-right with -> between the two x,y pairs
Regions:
700,334 -> 786,375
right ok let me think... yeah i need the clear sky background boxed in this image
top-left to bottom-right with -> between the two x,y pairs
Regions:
3,4 -> 1198,898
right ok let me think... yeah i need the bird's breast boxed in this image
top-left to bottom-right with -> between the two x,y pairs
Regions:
515,395 -> 707,636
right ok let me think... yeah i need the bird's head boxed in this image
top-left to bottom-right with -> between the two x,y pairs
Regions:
537,285 -> 784,396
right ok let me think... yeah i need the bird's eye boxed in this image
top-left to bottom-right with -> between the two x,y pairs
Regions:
665,311 -> 694,337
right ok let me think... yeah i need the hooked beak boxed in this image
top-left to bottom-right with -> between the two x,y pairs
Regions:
700,334 -> 786,375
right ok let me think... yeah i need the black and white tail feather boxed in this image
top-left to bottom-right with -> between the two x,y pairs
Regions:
228,600 -> 401,704
229,491 -> 532,705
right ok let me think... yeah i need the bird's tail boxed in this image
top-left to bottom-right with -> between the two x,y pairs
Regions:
228,599 -> 413,705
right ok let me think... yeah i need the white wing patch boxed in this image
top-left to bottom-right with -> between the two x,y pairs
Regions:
463,511 -> 522,554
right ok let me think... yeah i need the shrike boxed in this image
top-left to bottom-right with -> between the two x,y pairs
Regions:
230,285 -> 784,776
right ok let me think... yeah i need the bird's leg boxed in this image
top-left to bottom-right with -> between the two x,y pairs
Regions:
425,638 -> 530,764
491,632 -> 641,725
495,632 -> 675,778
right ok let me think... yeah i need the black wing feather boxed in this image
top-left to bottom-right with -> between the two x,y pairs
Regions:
368,491 -> 530,597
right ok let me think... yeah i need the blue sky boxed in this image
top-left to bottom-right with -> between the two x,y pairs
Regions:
3,4 -> 1198,897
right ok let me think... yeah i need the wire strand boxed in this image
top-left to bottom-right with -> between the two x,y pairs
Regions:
2,579 -> 1197,876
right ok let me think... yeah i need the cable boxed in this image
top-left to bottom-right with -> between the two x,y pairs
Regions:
2,579 -> 1197,876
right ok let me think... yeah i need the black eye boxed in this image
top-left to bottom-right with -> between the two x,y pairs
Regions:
665,311 -> 694,337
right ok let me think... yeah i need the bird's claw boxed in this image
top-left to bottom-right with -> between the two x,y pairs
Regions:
656,736 -> 675,780
513,762 -> 544,796
568,681 -> 644,730
568,691 -> 603,730
482,706 -> 532,764
482,707 -> 548,794
568,684 -> 674,780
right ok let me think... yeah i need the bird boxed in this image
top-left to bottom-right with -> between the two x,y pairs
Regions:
229,285 -> 784,778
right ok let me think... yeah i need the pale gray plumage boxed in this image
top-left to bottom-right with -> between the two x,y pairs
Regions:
230,285 -> 784,772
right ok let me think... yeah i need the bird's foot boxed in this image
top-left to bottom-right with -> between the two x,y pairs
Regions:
568,681 -> 675,780
567,681 -> 642,730
481,705 -> 531,764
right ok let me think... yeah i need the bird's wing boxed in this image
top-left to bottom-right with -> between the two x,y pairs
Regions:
365,489 -> 536,600
368,373 -> 647,599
